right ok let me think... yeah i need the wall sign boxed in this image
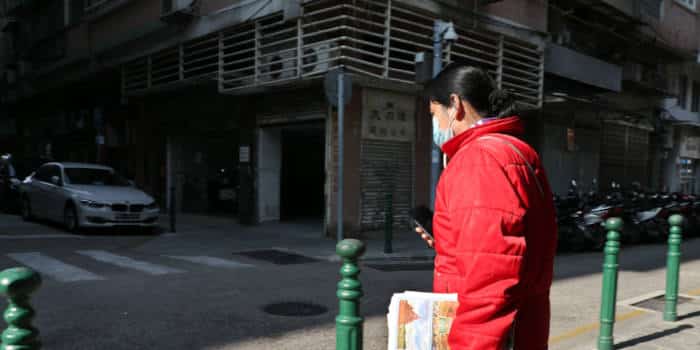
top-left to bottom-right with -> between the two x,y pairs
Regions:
239,146 -> 251,163
362,89 -> 415,142
680,136 -> 700,159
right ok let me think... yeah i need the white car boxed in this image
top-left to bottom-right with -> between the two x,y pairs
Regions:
20,162 -> 160,232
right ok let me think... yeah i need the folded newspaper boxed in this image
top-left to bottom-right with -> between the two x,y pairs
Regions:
387,291 -> 459,350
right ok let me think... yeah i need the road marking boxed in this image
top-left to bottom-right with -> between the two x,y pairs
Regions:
77,250 -> 185,275
548,310 -> 646,345
7,252 -> 103,282
0,234 -> 83,240
165,256 -> 253,268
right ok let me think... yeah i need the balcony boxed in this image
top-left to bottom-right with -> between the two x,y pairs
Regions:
3,0 -> 34,14
121,0 -> 545,109
83,0 -> 136,20
545,43 -> 622,92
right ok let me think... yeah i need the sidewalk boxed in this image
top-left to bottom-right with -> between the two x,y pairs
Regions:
153,214 -> 435,261
550,289 -> 700,350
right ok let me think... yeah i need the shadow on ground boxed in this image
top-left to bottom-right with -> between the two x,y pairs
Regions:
615,324 -> 694,349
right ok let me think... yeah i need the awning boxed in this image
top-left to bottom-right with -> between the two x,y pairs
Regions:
662,99 -> 700,127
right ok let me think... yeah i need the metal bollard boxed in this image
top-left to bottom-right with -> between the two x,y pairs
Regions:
384,191 -> 393,254
664,214 -> 683,322
597,217 -> 622,350
336,239 -> 365,350
169,186 -> 176,233
0,267 -> 42,350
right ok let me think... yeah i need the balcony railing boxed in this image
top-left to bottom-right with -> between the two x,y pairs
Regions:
121,0 -> 544,109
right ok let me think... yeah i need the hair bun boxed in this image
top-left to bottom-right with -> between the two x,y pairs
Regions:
488,89 -> 515,118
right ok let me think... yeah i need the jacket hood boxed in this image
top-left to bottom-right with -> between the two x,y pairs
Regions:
441,116 -> 524,159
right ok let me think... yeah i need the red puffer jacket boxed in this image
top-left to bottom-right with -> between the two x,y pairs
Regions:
432,116 -> 557,350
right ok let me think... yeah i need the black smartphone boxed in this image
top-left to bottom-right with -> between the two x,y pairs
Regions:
413,219 -> 434,241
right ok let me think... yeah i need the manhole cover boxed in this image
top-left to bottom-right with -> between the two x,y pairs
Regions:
632,295 -> 695,312
263,302 -> 328,317
235,249 -> 320,265
366,262 -> 434,271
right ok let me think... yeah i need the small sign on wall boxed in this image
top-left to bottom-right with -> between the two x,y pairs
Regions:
362,89 -> 416,142
680,136 -> 700,159
240,146 -> 251,163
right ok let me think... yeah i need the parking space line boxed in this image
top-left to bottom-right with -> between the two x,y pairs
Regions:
0,234 -> 83,239
7,252 -> 103,282
165,255 -> 253,269
548,309 -> 646,345
77,250 -> 185,275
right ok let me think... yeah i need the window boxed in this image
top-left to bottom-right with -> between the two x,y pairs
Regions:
676,0 -> 697,11
34,165 -> 52,182
692,81 -> 700,112
679,75 -> 688,109
64,168 -> 129,186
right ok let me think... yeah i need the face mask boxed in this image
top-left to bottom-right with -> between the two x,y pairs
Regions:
432,107 -> 456,148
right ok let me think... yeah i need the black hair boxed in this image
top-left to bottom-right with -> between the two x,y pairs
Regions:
423,63 -> 517,119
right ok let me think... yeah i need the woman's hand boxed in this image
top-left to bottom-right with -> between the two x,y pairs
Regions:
414,226 -> 434,248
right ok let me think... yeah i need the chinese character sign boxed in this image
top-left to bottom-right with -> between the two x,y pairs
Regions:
362,89 -> 416,142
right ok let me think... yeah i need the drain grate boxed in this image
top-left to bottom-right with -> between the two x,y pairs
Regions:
235,249 -> 320,265
366,262 -> 434,271
263,302 -> 328,317
632,295 -> 695,312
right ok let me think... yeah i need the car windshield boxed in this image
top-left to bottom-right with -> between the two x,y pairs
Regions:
64,168 -> 130,186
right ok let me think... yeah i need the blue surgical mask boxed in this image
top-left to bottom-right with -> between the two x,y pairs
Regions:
432,117 -> 454,148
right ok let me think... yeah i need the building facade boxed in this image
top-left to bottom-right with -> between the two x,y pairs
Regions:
3,0 -> 699,238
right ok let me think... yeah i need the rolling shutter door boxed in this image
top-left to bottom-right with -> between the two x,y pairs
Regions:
360,140 -> 413,231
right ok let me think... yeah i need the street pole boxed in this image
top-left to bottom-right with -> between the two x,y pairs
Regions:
429,20 -> 443,210
335,239 -> 365,350
664,214 -> 683,322
597,217 -> 622,350
337,69 -> 345,242
0,267 -> 42,350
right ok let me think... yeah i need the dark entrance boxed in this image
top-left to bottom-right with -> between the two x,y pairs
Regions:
280,123 -> 325,220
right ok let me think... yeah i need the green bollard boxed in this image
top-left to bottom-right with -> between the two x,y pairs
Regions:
597,217 -> 622,350
384,191 -> 393,254
664,214 -> 683,322
336,239 -> 366,350
0,267 -> 42,350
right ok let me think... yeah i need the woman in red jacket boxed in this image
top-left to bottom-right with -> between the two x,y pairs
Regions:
417,64 -> 558,349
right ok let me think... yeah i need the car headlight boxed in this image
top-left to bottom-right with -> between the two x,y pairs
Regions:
79,199 -> 107,209
145,201 -> 159,210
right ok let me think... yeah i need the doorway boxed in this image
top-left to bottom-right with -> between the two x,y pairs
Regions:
280,123 -> 325,220
256,121 -> 325,223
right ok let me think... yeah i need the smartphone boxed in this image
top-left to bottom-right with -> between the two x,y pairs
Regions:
413,219 -> 434,241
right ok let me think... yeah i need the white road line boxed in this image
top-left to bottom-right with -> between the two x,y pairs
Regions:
0,234 -> 84,239
7,252 -> 104,282
165,256 -> 254,269
76,250 -> 185,275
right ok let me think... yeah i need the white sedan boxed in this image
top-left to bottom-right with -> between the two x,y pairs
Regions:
20,162 -> 160,232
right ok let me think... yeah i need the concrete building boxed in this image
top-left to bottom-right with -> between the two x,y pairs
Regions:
540,0 -> 699,195
0,0 -> 547,238
6,0 -> 700,238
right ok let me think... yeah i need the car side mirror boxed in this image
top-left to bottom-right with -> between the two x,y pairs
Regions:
51,176 -> 62,186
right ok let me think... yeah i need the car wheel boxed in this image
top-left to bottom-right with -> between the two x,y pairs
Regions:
21,197 -> 32,221
64,205 -> 80,234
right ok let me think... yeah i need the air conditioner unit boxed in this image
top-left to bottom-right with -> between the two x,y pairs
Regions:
302,42 -> 339,75
259,50 -> 297,82
161,0 -> 195,22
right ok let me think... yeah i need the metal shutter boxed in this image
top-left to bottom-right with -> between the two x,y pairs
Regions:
600,122 -> 650,188
359,140 -> 413,232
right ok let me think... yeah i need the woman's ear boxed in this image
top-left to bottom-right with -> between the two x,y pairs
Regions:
450,94 -> 465,121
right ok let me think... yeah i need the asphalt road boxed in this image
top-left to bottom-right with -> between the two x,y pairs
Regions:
1,213 -> 699,349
